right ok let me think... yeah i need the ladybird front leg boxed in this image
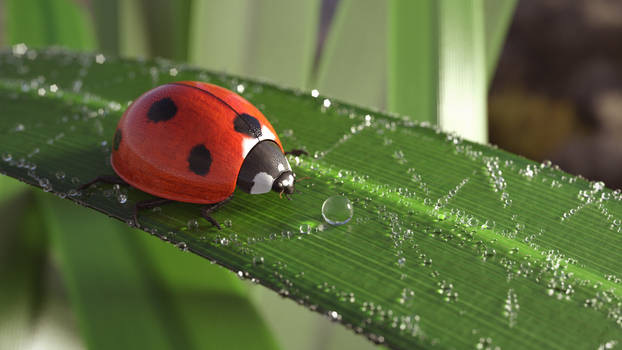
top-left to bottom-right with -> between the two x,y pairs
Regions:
133,198 -> 174,227
284,149 -> 308,156
200,195 -> 233,230
78,175 -> 128,191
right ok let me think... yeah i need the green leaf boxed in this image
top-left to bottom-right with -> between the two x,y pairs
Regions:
138,0 -> 192,60
484,0 -> 517,84
39,193 -> 280,350
1,48 -> 622,349
388,0 -> 487,142
189,0 -> 320,88
314,0 -> 387,109
0,190 -> 46,349
91,0 -> 120,55
4,0 -> 97,50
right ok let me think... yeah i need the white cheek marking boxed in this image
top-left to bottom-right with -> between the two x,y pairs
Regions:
259,125 -> 276,142
241,137 -> 258,158
277,163 -> 285,172
281,174 -> 294,187
250,172 -> 274,194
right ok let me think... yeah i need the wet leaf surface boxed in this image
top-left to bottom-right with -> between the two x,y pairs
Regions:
1,47 -> 621,349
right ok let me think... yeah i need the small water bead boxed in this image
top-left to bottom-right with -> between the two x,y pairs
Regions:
322,99 -> 331,108
13,43 -> 28,56
322,195 -> 353,226
187,219 -> 200,231
311,89 -> 320,98
223,219 -> 232,228
235,84 -> 245,94
299,224 -> 311,234
95,54 -> 106,64
116,193 -> 128,204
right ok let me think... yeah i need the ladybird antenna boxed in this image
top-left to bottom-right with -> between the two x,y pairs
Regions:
295,176 -> 311,183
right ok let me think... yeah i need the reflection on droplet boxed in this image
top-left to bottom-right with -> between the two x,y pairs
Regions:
321,195 -> 353,226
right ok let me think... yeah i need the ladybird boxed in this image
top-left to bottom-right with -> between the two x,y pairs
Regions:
80,81 -> 306,228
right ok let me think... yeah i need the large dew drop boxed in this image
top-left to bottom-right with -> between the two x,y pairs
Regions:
321,195 -> 353,226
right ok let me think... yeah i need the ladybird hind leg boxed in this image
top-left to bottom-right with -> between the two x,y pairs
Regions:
200,195 -> 233,230
78,175 -> 128,191
133,198 -> 174,227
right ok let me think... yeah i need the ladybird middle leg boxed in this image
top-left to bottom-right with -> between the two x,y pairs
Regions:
200,195 -> 233,230
133,198 -> 174,226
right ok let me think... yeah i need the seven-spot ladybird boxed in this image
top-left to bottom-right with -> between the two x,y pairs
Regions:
80,81 -> 306,228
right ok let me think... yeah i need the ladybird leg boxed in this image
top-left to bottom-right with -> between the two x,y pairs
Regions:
284,149 -> 308,156
133,198 -> 174,226
78,175 -> 128,191
200,195 -> 233,230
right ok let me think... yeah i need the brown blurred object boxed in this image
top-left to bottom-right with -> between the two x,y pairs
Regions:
489,0 -> 622,189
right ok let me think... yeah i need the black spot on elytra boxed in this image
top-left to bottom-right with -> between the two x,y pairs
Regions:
148,97 -> 177,122
234,113 -> 262,138
113,128 -> 122,151
188,144 -> 212,176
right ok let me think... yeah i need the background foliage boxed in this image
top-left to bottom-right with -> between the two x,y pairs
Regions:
10,1 -> 621,350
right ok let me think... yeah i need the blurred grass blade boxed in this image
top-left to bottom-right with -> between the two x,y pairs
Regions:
388,0 -> 437,124
437,0 -> 486,142
189,0 -> 320,88
4,0 -> 96,50
1,49 -> 622,349
0,190 -> 47,349
90,0 -> 120,55
39,194 -> 280,350
314,0 -> 387,109
388,0 -> 486,142
484,0 -> 517,85
118,0 -> 150,58
138,0 -> 192,60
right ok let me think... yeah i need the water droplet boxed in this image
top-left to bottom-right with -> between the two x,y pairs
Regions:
321,195 -> 353,226
12,43 -> 28,56
236,84 -> 245,93
116,193 -> 127,204
322,98 -> 331,108
169,67 -> 178,76
95,54 -> 106,64
592,181 -> 605,192
187,219 -> 199,231
311,89 -> 319,98
299,224 -> 311,234
223,219 -> 232,228
176,241 -> 188,251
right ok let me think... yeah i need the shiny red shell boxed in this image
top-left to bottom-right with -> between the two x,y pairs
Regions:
111,81 -> 283,204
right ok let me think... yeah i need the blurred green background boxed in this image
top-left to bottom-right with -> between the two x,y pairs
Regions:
1,0 -> 622,349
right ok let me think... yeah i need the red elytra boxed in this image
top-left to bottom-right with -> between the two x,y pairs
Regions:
111,81 -> 283,204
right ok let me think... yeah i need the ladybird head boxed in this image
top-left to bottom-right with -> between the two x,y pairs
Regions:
272,171 -> 295,197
